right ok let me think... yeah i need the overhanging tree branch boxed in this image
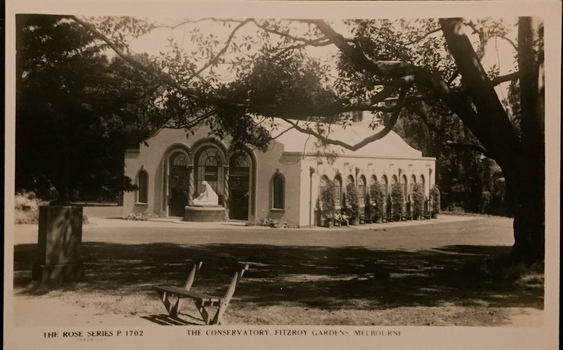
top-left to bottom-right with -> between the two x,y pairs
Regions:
187,19 -> 253,83
312,19 -> 490,154
405,27 -> 442,45
278,85 -> 408,151
492,71 -> 519,85
312,20 -> 415,77
73,16 -> 412,122
74,16 -> 516,161
251,19 -> 328,44
70,15 -> 245,108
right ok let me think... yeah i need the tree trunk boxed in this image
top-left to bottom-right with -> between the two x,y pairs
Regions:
440,18 -> 545,264
510,185 -> 545,264
510,17 -> 545,264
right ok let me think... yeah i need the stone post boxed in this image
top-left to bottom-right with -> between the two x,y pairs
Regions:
32,206 -> 84,284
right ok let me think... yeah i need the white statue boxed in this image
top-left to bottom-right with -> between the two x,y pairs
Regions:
192,181 -> 219,206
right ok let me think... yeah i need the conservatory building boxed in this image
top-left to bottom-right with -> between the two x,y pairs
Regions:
122,119 -> 436,227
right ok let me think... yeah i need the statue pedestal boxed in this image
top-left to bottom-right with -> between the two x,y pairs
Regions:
184,205 -> 227,222
32,206 -> 84,284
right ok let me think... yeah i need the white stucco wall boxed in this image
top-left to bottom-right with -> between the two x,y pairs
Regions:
123,127 -> 307,225
252,142 -> 302,225
295,153 -> 435,225
122,121 -> 435,227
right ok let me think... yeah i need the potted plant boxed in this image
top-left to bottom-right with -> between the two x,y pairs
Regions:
320,182 -> 336,227
345,183 -> 360,225
412,183 -> 425,220
430,184 -> 441,218
391,183 -> 404,222
369,183 -> 385,223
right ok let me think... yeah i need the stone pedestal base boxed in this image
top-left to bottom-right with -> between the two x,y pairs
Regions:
33,206 -> 83,284
32,262 -> 84,284
184,205 -> 227,222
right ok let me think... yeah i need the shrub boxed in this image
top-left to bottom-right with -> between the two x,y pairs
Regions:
345,183 -> 360,220
123,212 -> 159,221
14,191 -> 40,224
368,183 -> 385,220
430,184 -> 441,214
246,219 -> 267,227
391,183 -> 404,219
245,219 -> 295,228
412,183 -> 425,219
320,181 -> 336,219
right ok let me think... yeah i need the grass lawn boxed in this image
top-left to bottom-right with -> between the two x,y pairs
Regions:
12,216 -> 544,326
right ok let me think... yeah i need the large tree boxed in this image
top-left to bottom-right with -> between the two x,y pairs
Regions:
16,15 -> 169,202
68,16 -> 544,263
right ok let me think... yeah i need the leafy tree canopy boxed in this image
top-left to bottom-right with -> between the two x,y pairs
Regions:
19,14 -> 545,263
16,15 -> 167,201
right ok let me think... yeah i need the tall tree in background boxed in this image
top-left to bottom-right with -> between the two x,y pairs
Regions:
394,99 -> 491,214
16,15 -> 167,202
57,15 -> 545,263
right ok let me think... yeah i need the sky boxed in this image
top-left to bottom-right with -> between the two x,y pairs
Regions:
100,15 -> 519,129
119,16 -> 518,94
123,18 -> 346,83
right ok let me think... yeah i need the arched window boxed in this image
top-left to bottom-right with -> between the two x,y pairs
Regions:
410,175 -> 417,197
272,171 -> 285,210
369,175 -> 378,203
401,175 -> 408,199
136,169 -> 148,204
194,145 -> 225,199
334,175 -> 342,207
381,175 -> 389,197
320,175 -> 330,195
172,153 -> 188,167
166,149 -> 191,216
228,149 -> 254,220
358,175 -> 366,205
420,174 -> 426,196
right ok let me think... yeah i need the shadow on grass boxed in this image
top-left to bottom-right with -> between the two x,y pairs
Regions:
14,242 -> 543,311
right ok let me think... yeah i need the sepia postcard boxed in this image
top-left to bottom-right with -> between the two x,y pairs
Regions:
4,1 -> 561,349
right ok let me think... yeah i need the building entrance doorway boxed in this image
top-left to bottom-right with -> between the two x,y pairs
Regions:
228,151 -> 251,220
168,152 -> 190,217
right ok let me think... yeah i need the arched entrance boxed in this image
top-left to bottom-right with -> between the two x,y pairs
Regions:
228,149 -> 253,220
194,144 -> 225,204
168,151 -> 190,217
358,175 -> 366,205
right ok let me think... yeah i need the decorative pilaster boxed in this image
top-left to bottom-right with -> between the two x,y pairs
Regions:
223,165 -> 230,213
187,165 -> 194,204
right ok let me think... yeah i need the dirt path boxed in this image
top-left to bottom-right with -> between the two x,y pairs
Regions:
13,295 -> 149,327
10,215 -> 543,327
12,294 -> 542,327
